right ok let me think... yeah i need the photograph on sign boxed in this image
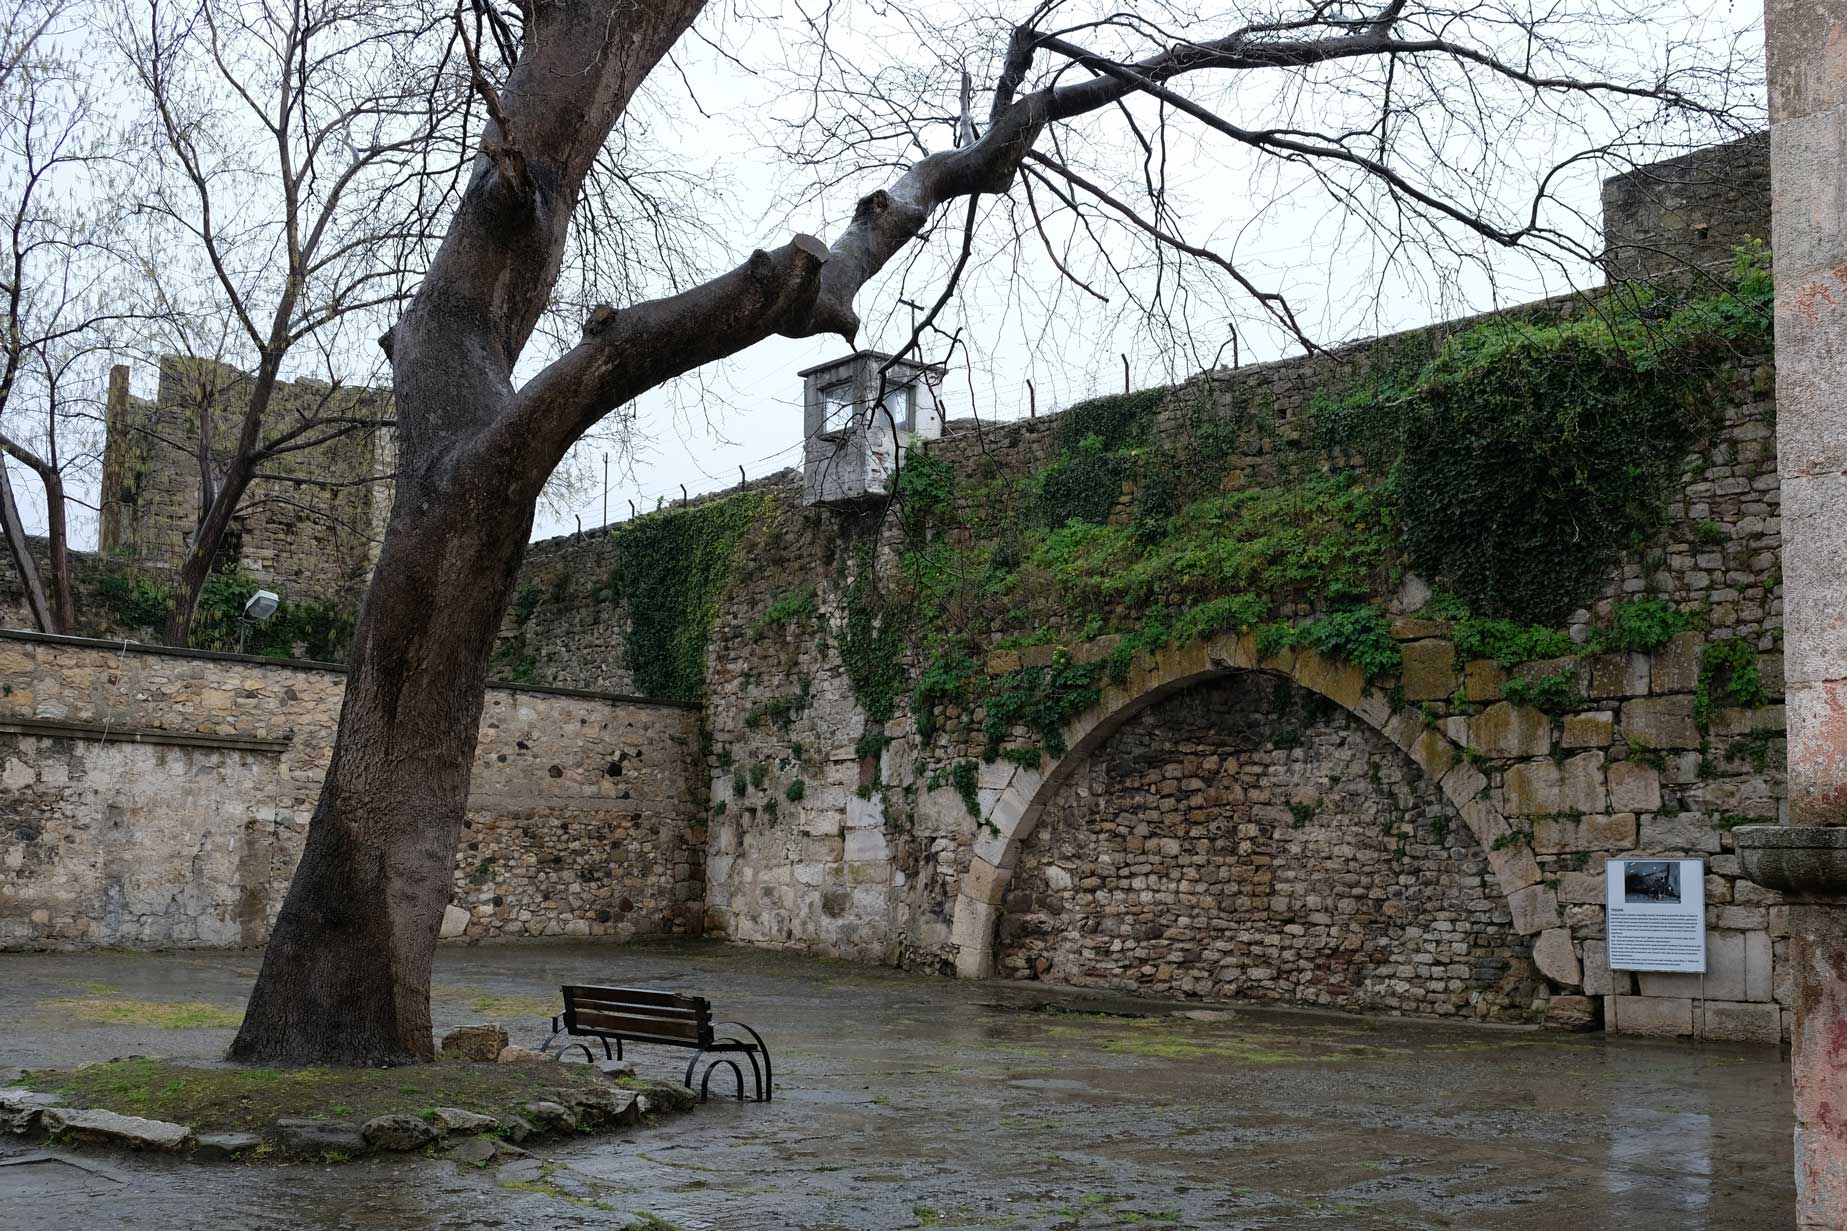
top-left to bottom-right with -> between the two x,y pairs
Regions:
1622,860 -> 1682,904
1607,858 -> 1706,974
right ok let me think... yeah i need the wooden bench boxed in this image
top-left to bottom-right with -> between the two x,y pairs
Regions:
538,985 -> 772,1103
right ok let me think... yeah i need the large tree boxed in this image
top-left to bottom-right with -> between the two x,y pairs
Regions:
228,0 -> 1758,1063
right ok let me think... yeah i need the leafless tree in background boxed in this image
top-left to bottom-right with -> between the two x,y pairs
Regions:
110,0 -> 472,641
221,0 -> 1760,1064
0,0 -> 132,634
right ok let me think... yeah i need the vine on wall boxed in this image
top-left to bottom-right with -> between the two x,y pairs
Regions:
603,490 -> 770,701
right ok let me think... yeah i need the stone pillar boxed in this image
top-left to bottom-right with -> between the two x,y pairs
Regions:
1739,4 -> 1847,1227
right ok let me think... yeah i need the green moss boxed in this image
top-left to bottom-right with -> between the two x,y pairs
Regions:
39,997 -> 243,1029
18,1057 -> 614,1132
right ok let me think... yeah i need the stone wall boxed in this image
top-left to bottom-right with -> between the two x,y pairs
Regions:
489,334 -> 1791,1042
999,675 -> 1542,1021
1601,135 -> 1772,282
97,357 -> 391,607
0,632 -> 703,950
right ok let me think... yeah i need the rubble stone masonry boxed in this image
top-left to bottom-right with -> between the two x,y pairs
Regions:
0,632 -> 703,950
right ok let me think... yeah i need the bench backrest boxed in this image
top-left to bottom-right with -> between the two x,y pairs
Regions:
562,985 -> 714,1048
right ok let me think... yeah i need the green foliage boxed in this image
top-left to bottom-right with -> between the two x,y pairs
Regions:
511,584 -> 543,625
1053,387 -> 1167,451
1034,446 -> 1133,528
950,759 -> 980,818
491,647 -> 539,684
1595,598 -> 1692,653
99,570 -> 354,661
605,491 -> 767,701
1023,473 -> 1391,616
981,650 -> 1103,759
911,653 -> 976,742
784,778 -> 805,802
1172,593 -> 1267,642
1501,670 -> 1580,713
97,574 -> 173,629
1451,618 -> 1575,669
748,762 -> 768,790
1318,249 -> 1771,620
1693,520 -> 1728,546
894,447 -> 955,536
1258,608 -> 1401,680
1422,590 -> 1471,620
1696,637 -> 1767,727
752,587 -> 818,638
839,558 -> 906,723
1286,802 -> 1315,828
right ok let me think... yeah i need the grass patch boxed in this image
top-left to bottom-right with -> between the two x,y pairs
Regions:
39,997 -> 244,1030
433,986 -> 559,1018
17,1057 -> 616,1131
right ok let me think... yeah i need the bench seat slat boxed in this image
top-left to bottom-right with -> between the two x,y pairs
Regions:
567,1001 -> 705,1024
571,1009 -> 709,1043
564,985 -> 709,1012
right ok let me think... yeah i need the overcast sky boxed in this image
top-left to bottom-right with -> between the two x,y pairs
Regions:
5,0 -> 1764,549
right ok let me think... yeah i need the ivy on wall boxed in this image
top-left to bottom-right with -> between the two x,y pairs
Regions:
1318,241 -> 1773,622
604,490 -> 770,701
576,247 -> 1772,789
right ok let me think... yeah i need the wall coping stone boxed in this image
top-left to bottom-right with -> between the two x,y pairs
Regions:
0,716 -> 291,753
0,628 -> 701,711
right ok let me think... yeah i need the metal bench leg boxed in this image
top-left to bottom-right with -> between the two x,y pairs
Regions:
538,1022 -> 566,1055
717,1021 -> 772,1102
700,1059 -> 746,1103
715,1036 -> 765,1102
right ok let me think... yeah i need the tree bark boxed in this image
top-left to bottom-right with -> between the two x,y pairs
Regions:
0,452 -> 53,633
229,441 -> 542,1064
42,469 -> 72,634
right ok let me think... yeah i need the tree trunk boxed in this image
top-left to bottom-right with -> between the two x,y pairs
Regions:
42,470 -> 71,634
162,457 -> 251,644
228,447 -> 539,1064
163,354 -> 288,646
0,452 -> 53,633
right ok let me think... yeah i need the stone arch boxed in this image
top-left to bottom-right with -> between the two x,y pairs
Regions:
948,632 -> 1569,990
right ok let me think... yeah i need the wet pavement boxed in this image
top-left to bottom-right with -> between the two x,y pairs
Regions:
0,940 -> 1795,1230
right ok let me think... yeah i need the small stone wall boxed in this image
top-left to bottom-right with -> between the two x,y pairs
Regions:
1000,675 -> 1542,1021
0,632 -> 703,950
